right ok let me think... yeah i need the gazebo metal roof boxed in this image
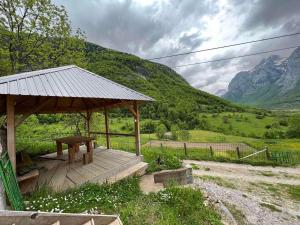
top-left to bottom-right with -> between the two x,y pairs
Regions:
0,65 -> 153,101
0,65 -> 153,114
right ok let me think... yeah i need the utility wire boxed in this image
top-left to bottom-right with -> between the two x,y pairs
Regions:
147,32 -> 300,60
171,45 -> 300,68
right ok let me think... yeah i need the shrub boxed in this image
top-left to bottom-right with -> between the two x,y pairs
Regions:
265,124 -> 272,129
141,119 -> 157,133
256,114 -> 265,119
286,119 -> 300,138
170,125 -> 180,140
264,129 -> 285,139
279,119 -> 288,127
156,124 -> 167,139
222,116 -> 230,124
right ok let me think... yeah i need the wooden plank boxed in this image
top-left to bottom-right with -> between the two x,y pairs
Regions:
84,163 -> 108,175
104,149 -> 136,158
6,95 -> 16,172
69,165 -> 95,181
92,156 -> 121,169
49,164 -> 68,191
66,169 -> 86,185
17,169 -> 39,182
94,152 -> 131,163
99,151 -> 135,161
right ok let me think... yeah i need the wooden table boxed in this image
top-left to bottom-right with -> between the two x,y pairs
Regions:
55,136 -> 95,163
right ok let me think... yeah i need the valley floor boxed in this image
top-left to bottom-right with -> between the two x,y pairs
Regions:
184,160 -> 300,225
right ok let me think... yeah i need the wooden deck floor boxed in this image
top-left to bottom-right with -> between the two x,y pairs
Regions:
35,148 -> 143,191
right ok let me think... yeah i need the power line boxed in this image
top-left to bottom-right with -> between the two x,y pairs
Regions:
171,45 -> 300,68
147,32 -> 300,60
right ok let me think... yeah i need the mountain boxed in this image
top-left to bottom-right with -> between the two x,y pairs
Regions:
224,47 -> 300,109
85,42 -> 243,127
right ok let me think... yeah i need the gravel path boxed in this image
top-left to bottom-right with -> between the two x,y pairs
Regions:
193,179 -> 299,225
184,160 -> 300,185
184,160 -> 300,225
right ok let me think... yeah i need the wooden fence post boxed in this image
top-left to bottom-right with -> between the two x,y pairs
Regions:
210,146 -> 214,157
184,143 -> 187,156
265,146 -> 270,160
236,147 -> 241,159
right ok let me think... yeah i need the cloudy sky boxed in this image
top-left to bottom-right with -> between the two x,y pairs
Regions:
54,0 -> 300,96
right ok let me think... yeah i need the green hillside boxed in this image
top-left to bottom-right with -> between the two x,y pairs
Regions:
85,43 -> 242,127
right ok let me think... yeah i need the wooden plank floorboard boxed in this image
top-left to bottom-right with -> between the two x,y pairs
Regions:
92,156 -> 121,169
97,153 -> 132,164
70,165 -> 96,181
67,168 -> 90,185
100,150 -> 136,160
49,164 -> 68,190
94,155 -> 123,166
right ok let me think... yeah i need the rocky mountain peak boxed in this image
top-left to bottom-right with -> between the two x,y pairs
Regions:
224,47 -> 300,109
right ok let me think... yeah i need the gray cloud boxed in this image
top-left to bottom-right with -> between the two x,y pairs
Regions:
242,0 -> 300,31
53,0 -> 300,96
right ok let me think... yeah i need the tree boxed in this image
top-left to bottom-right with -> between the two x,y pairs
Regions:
0,0 -> 86,75
286,118 -> 300,138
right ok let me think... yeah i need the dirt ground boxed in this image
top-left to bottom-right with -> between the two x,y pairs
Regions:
184,160 -> 300,225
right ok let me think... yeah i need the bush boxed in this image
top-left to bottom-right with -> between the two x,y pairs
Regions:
279,119 -> 288,126
222,116 -> 230,124
141,119 -> 157,133
265,124 -> 272,129
286,119 -> 300,138
156,124 -> 167,139
264,129 -> 285,139
170,125 -> 180,140
256,114 -> 265,119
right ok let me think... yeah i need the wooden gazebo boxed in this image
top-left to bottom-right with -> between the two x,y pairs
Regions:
0,65 -> 154,172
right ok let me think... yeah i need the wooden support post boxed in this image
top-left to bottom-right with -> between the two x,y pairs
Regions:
236,147 -> 241,159
86,112 -> 92,137
6,95 -> 16,172
133,102 -> 141,156
104,108 -> 110,149
210,146 -> 214,157
56,141 -> 63,157
265,146 -> 270,160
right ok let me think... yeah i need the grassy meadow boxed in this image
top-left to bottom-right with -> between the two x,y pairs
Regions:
14,111 -> 300,167
25,178 -> 222,225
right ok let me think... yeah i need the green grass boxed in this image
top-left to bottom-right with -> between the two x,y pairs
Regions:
199,175 -> 236,189
259,203 -> 282,212
25,178 -> 222,225
279,184 -> 300,201
199,112 -> 288,138
256,182 -> 300,201
223,202 -> 249,225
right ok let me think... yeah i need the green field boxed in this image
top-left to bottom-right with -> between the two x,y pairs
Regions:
14,113 -> 300,167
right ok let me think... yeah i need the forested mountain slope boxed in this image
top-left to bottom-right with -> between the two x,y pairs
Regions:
85,43 -> 242,127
